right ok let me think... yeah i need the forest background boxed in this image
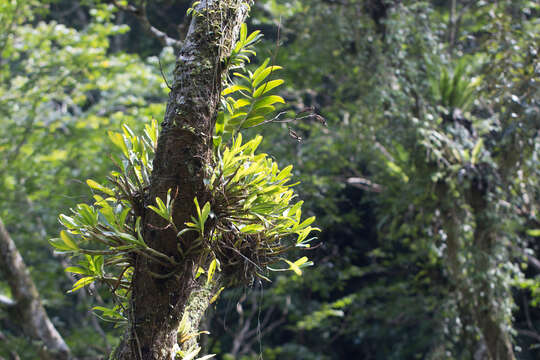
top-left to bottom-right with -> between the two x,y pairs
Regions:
0,0 -> 539,359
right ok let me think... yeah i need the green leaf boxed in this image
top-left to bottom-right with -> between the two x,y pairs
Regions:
215,112 -> 225,135
234,98 -> 251,109
230,111 -> 248,120
148,195 -> 171,222
269,256 -> 313,276
285,256 -> 312,275
195,266 -> 205,279
197,355 -> 217,360
59,214 -> 79,230
527,229 -> 540,237
92,306 -> 126,321
294,256 -> 310,267
144,118 -> 159,147
65,266 -> 90,275
147,205 -> 164,218
68,276 -> 95,293
76,204 -> 98,226
60,230 -> 79,250
116,232 -> 142,246
233,72 -> 250,81
240,224 -> 265,234
206,258 -> 220,285
252,58 -> 270,80
247,105 -> 275,118
193,197 -> 202,220
108,131 -> 129,157
253,79 -> 284,97
296,216 -> 316,230
386,161 -> 409,183
201,201 -> 211,225
276,165 -> 293,181
241,115 -> 266,128
49,238 -> 75,252
87,179 -> 115,196
210,287 -> 225,304
285,201 -> 303,218
253,95 -> 284,109
239,23 -> 247,41
245,30 -> 261,44
471,138 -> 484,165
222,84 -> 250,96
252,66 -> 283,88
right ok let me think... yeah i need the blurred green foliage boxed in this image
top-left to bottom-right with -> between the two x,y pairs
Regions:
0,0 -> 171,357
0,0 -> 539,359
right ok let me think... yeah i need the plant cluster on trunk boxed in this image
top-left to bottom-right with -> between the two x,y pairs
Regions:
52,2 -> 318,360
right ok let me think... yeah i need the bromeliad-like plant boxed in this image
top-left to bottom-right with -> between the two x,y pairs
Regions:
51,23 -> 319,338
432,59 -> 478,112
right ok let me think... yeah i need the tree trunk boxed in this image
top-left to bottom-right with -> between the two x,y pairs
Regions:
113,1 -> 250,359
468,180 -> 515,360
436,182 -> 479,356
0,217 -> 71,360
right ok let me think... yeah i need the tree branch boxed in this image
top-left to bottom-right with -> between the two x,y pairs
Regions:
517,328 -> 540,343
112,0 -> 183,48
346,176 -> 383,192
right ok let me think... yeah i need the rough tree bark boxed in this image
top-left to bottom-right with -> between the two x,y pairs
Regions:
0,217 -> 71,360
113,1 -> 251,359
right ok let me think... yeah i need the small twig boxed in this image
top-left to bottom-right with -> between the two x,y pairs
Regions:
158,57 -> 173,90
147,222 -> 173,231
222,245 -> 263,272
131,304 -> 143,360
299,243 -> 323,251
251,108 -> 326,129
112,265 -> 131,294
288,127 -> 302,142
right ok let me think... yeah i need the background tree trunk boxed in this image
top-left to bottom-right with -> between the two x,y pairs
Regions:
0,217 -> 71,360
113,1 -> 251,359
469,188 -> 515,360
